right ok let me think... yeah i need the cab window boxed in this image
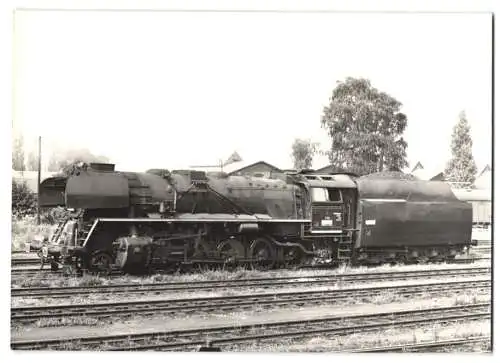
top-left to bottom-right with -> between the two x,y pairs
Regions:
311,187 -> 342,202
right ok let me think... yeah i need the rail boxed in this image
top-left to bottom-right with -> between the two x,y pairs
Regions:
10,267 -> 491,298
343,336 -> 491,352
11,279 -> 491,323
11,303 -> 491,350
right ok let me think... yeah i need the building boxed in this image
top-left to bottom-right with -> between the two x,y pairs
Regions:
407,162 -> 492,193
12,170 -> 59,194
227,161 -> 284,179
474,164 -> 491,189
408,162 -> 445,181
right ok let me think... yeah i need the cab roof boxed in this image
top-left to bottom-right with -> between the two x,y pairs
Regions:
302,174 -> 357,189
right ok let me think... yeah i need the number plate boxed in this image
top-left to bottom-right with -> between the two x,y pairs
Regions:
42,247 -> 48,258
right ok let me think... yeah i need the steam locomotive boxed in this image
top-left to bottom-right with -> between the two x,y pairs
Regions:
37,162 -> 474,275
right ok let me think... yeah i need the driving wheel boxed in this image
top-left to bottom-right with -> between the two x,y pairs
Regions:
249,238 -> 276,270
217,239 -> 246,265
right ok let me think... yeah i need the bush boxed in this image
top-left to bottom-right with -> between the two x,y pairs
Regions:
12,178 -> 72,224
41,206 -> 72,224
11,216 -> 56,251
12,179 -> 37,218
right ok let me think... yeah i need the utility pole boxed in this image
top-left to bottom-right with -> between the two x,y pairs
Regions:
37,136 -> 41,225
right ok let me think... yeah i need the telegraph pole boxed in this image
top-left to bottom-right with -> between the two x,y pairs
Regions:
37,136 -> 41,225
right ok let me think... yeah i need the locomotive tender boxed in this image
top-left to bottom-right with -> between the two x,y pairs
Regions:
37,163 -> 474,275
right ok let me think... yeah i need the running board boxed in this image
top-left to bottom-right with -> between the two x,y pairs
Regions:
309,230 -> 343,234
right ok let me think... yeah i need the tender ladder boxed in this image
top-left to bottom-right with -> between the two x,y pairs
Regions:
337,233 -> 353,263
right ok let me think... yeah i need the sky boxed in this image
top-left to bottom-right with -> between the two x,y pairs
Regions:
12,10 -> 492,173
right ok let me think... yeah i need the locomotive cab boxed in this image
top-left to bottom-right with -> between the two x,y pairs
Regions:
302,174 -> 358,235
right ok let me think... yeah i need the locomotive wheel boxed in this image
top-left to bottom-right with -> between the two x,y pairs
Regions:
249,238 -> 276,270
283,247 -> 304,268
217,239 -> 246,264
62,263 -> 74,276
192,239 -> 211,259
89,252 -> 113,276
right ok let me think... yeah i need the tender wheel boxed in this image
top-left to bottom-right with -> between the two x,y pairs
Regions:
89,252 -> 113,276
249,238 -> 276,270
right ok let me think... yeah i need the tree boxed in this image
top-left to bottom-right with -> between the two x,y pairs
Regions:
46,147 -> 109,173
26,151 -> 38,171
444,111 -> 477,185
320,77 -> 409,175
12,179 -> 37,218
291,138 -> 319,170
47,151 -> 60,172
12,134 -> 25,171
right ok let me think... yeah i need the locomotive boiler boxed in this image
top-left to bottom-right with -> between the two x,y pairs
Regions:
37,163 -> 474,275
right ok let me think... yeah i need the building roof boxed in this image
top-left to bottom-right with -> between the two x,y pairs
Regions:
184,160 -> 284,176
12,170 -> 59,193
478,164 -> 491,177
410,162 -> 424,173
474,164 -> 491,189
407,162 -> 445,181
227,161 -> 283,175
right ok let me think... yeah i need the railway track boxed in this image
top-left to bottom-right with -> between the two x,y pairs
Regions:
11,268 -> 52,275
470,247 -> 492,254
10,266 -> 492,298
343,336 -> 491,352
11,303 -> 491,350
11,279 -> 490,323
11,258 -> 41,267
10,256 -> 492,277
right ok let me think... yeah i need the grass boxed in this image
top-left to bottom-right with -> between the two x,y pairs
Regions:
10,216 -> 491,290
227,319 -> 491,352
11,216 -> 55,251
453,291 -> 482,306
25,315 -> 491,352
12,316 -> 105,330
11,291 -> 492,351
12,282 -> 490,329
10,258 -> 491,290
11,272 -> 491,308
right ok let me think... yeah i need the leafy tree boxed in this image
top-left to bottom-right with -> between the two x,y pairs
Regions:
47,151 -> 60,172
444,111 -> 477,185
47,148 -> 109,173
26,151 -> 38,171
12,134 -> 25,171
320,77 -> 409,175
291,138 -> 319,170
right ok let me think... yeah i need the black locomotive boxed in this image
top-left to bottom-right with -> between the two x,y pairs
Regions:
37,163 -> 473,275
